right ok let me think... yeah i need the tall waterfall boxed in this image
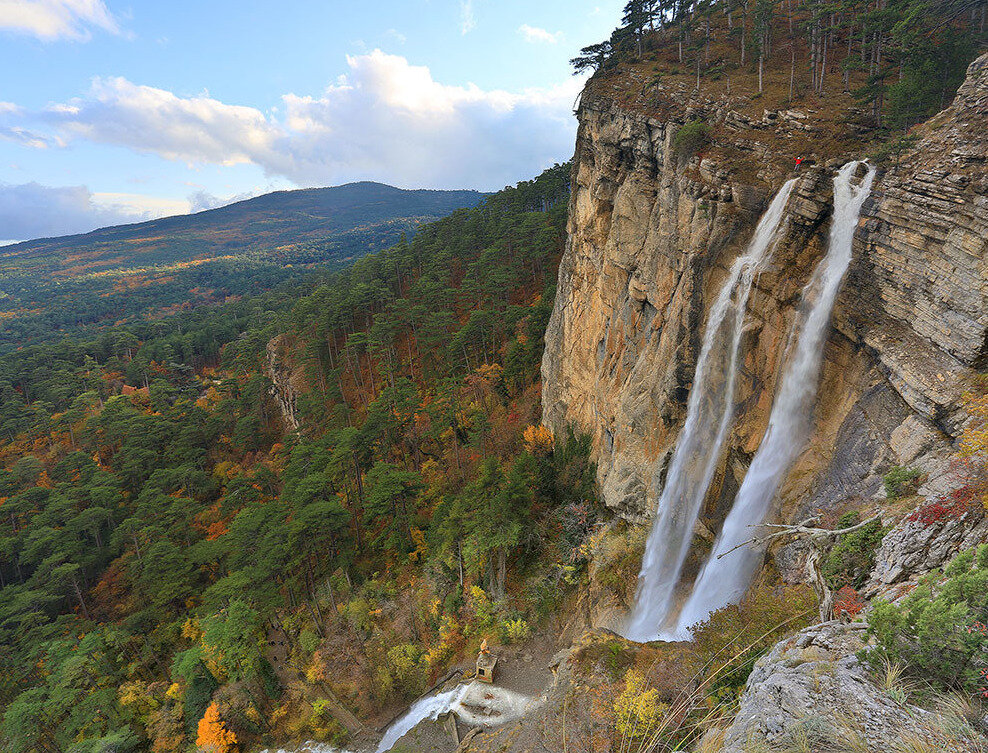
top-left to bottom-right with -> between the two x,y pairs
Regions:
622,178 -> 797,642
673,160 -> 876,634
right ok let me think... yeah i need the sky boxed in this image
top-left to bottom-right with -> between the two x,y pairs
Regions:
0,0 -> 623,242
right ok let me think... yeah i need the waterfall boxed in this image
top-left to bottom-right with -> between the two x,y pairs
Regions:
673,161 -> 876,634
374,682 -> 536,752
622,178 -> 797,643
375,686 -> 465,753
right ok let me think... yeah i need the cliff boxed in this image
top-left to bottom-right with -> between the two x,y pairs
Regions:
542,54 -> 988,545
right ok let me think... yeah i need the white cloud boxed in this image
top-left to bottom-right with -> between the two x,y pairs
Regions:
383,28 -> 406,44
459,0 -> 475,34
0,124 -> 58,149
518,24 -> 562,44
92,191 -> 188,217
0,182 -> 177,241
16,50 -> 583,191
186,188 -> 258,213
43,77 -> 280,165
0,0 -> 119,41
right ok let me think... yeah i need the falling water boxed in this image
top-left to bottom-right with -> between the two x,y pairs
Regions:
622,178 -> 797,642
374,682 -> 536,753
673,161 -> 876,634
375,686 -> 465,753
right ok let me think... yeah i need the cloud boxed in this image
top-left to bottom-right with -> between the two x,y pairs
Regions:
459,0 -> 475,34
42,77 -> 280,165
0,124 -> 58,149
518,24 -> 562,44
15,50 -> 583,191
0,0 -> 120,41
0,181 -> 184,241
383,28 -> 406,44
186,188 -> 257,213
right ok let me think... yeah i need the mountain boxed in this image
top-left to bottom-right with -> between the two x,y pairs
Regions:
0,181 -> 484,349
3,181 -> 485,276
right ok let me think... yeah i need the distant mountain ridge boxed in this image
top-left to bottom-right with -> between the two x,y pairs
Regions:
3,181 -> 487,272
0,181 -> 485,349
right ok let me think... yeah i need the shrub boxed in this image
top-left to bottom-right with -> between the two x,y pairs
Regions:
884,466 -> 922,499
499,618 -> 531,643
960,378 -> 988,508
832,586 -> 865,620
689,583 -> 816,692
822,512 -> 885,589
907,486 -> 978,527
868,545 -> 988,692
613,669 -> 668,740
672,120 -> 711,157
385,642 -> 425,697
299,628 -> 320,654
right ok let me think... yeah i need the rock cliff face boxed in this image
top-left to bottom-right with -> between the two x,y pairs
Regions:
542,54 -> 988,538
266,334 -> 301,432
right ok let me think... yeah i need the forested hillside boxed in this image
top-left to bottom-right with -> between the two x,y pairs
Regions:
0,164 -> 596,751
574,0 -> 984,136
0,182 -> 484,353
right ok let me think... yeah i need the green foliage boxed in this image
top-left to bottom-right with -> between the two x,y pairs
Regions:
868,545 -> 988,691
181,661 -> 219,735
884,466 -> 922,499
690,583 -> 816,692
672,121 -> 712,157
0,163 -> 575,751
822,512 -> 886,589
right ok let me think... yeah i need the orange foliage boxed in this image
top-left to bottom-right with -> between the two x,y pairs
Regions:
523,424 -> 554,456
196,702 -> 237,752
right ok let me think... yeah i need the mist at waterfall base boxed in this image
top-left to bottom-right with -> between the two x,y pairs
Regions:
372,682 -> 536,753
371,686 -> 464,753
621,178 -> 798,643
673,160 -> 875,634
622,161 -> 875,643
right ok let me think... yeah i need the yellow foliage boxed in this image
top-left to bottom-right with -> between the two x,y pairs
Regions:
118,681 -> 158,715
181,617 -> 201,640
195,702 -> 237,752
166,682 -> 182,701
523,424 -> 554,456
614,669 -> 668,740
408,526 -> 427,563
960,383 -> 988,507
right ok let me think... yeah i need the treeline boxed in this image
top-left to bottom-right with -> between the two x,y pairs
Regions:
0,163 -> 600,751
574,0 -> 985,128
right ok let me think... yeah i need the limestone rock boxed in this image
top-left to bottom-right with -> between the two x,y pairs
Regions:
864,509 -> 988,596
719,621 -> 977,752
542,53 -> 988,537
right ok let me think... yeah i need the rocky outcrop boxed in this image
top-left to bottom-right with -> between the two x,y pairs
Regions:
716,621 -> 982,752
542,54 -> 988,536
266,334 -> 301,432
864,507 -> 988,598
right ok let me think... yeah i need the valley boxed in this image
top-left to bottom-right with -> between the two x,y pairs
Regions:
0,2 -> 986,753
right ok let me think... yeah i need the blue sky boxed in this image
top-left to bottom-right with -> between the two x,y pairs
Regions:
0,0 -> 622,241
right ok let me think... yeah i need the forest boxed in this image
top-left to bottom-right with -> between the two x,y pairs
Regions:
0,182 -> 484,353
0,163 -> 598,751
574,0 -> 985,131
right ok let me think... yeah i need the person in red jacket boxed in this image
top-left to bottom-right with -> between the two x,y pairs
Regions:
794,156 -> 804,171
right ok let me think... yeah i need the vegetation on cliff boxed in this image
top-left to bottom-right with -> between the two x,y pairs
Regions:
575,0 -> 984,135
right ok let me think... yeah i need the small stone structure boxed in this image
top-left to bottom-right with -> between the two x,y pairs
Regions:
476,639 -> 497,683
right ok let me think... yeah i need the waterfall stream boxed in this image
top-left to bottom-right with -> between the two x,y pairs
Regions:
374,686 -> 465,753
673,160 -> 876,635
622,178 -> 797,642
